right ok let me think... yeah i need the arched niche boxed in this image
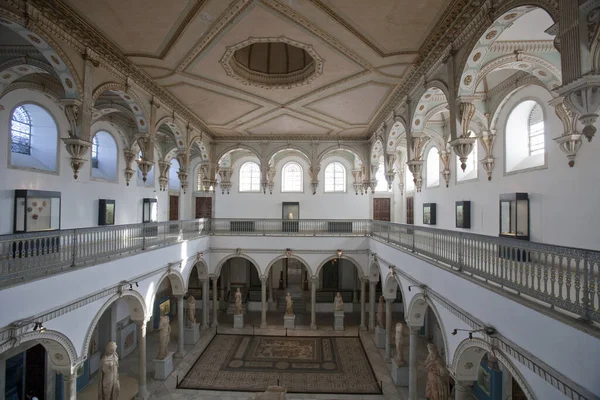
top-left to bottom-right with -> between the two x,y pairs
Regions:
406,293 -> 450,365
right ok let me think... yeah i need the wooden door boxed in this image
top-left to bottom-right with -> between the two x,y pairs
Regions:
195,197 -> 212,219
169,195 -> 179,221
373,198 -> 391,221
406,196 -> 414,224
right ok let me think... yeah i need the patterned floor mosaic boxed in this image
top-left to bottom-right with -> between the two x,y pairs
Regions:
178,334 -> 381,394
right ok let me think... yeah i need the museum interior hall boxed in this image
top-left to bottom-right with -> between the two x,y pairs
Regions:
0,1 -> 599,400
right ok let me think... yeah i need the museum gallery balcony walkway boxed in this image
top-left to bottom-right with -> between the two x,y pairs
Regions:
0,218 -> 598,324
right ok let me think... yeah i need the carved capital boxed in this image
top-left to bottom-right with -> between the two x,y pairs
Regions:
218,167 -> 232,194
136,159 -> 154,183
459,102 -> 476,138
406,160 -> 424,192
62,137 -> 91,179
449,137 -> 476,172
554,101 -> 583,167
158,160 -> 170,191
562,84 -> 600,142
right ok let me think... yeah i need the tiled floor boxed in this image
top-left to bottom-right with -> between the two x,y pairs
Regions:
80,311 -> 429,400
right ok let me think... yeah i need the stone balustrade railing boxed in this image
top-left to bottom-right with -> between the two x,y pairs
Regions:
0,218 -> 598,323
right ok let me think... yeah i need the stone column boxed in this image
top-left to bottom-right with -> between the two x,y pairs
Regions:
63,371 -> 76,400
212,277 -> 218,326
385,298 -> 393,360
135,320 -> 148,400
260,276 -> 267,328
310,277 -> 317,329
360,279 -> 367,330
175,295 -> 184,358
369,281 -> 376,330
408,327 -> 419,400
202,279 -> 209,329
455,379 -> 474,400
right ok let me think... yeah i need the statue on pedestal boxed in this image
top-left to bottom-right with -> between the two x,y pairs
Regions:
98,342 -> 120,400
157,316 -> 171,360
285,292 -> 294,316
377,295 -> 385,329
186,295 -> 196,327
235,288 -> 243,314
333,292 -> 344,312
424,343 -> 450,400
394,322 -> 405,365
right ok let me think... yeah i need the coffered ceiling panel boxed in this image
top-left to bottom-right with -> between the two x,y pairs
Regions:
246,114 -> 331,135
65,0 -> 199,56
166,83 -> 262,126
313,0 -> 451,54
305,81 -> 392,125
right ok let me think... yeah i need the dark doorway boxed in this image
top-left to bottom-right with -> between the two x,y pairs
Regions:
406,196 -> 414,224
26,344 -> 46,400
195,197 -> 212,219
169,195 -> 179,221
373,198 -> 391,221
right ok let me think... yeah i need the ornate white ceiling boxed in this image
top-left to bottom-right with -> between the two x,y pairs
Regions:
63,0 -> 454,139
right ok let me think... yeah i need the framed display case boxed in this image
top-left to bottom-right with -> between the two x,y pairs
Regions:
499,193 -> 529,241
423,203 -> 436,225
13,190 -> 61,233
142,198 -> 158,223
98,199 -> 116,226
455,201 -> 471,229
282,202 -> 299,233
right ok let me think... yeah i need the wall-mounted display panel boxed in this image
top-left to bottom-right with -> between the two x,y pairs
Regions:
499,193 -> 529,241
13,190 -> 61,233
423,203 -> 436,225
455,201 -> 471,229
142,198 -> 158,223
98,199 -> 115,226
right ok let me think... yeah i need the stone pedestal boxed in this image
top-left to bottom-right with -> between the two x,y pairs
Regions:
334,311 -> 345,331
391,361 -> 409,386
153,352 -> 174,380
375,326 -> 386,349
234,314 -> 244,329
284,314 -> 295,329
184,323 -> 200,345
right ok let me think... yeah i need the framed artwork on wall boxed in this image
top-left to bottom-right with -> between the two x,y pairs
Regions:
423,203 -> 436,225
98,199 -> 115,226
118,322 -> 137,358
455,201 -> 471,229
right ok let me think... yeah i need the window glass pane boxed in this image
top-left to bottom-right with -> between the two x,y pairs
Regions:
240,162 -> 260,191
324,162 -> 346,192
91,136 -> 99,169
11,106 -> 31,155
375,162 -> 390,192
283,162 -> 302,192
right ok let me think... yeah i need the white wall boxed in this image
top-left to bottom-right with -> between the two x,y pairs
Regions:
214,154 -> 370,219
408,85 -> 600,250
0,89 -> 171,234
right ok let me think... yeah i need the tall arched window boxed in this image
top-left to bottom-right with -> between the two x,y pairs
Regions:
240,161 -> 260,192
426,147 -> 440,187
506,99 -> 546,173
9,103 -> 58,172
282,161 -> 303,192
375,161 -> 390,192
324,162 -> 346,192
11,106 -> 31,155
405,164 -> 415,192
456,131 -> 478,182
91,136 -> 99,168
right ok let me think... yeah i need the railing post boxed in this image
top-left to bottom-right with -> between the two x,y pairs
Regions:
457,233 -> 464,272
411,228 -> 415,253
581,252 -> 591,322
71,230 -> 77,267
142,224 -> 146,250
387,223 -> 390,242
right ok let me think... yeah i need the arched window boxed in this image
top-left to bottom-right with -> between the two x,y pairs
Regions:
9,104 -> 58,172
506,100 -> 546,173
282,161 -> 303,192
324,162 -> 346,192
91,136 -> 99,168
426,147 -> 440,187
169,159 -> 180,190
240,161 -> 260,192
11,106 -> 31,155
375,161 -> 390,192
91,131 -> 118,181
456,131 -> 478,182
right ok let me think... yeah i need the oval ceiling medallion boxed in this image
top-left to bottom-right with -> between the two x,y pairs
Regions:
220,37 -> 324,89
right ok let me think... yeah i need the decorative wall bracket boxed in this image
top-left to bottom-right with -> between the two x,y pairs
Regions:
267,165 -> 276,195
559,80 -> 600,142
406,160 -> 424,192
439,149 -> 451,187
158,160 -> 170,191
449,137 -> 476,172
62,137 -> 91,179
218,167 -> 232,194
352,168 -> 363,195
479,131 -> 496,180
553,100 -> 583,167
123,149 -> 136,186
309,165 -> 320,195
178,170 -> 189,193
136,159 -> 153,182
459,102 -> 476,138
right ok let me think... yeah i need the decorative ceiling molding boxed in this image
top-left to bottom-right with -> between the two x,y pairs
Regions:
490,40 -> 556,53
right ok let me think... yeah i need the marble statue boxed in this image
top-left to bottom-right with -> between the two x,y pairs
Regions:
394,322 -> 405,365
98,342 -> 120,400
333,292 -> 344,312
377,295 -> 385,328
186,295 -> 196,327
157,316 -> 171,360
235,288 -> 243,314
285,292 -> 294,316
424,343 -> 450,400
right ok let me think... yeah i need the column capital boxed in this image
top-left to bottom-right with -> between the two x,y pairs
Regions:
310,276 -> 319,283
408,325 -> 421,334
260,276 -> 268,283
385,297 -> 395,304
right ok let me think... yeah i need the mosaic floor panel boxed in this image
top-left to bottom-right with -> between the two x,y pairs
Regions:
178,334 -> 381,394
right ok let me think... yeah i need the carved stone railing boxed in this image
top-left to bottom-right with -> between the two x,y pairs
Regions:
0,218 -> 598,323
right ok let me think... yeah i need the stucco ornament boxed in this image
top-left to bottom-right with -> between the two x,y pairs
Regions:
377,295 -> 385,328
285,293 -> 294,316
186,295 -> 196,327
395,322 -> 405,366
235,288 -> 243,315
157,316 -> 171,360
333,292 -> 344,312
99,342 -> 120,400
424,343 -> 450,400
